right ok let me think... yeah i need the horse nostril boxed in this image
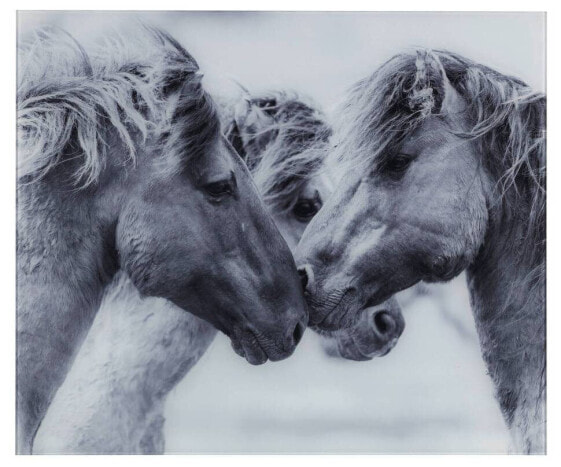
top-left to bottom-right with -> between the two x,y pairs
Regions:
373,311 -> 396,336
297,264 -> 315,293
292,322 -> 305,346
298,267 -> 308,290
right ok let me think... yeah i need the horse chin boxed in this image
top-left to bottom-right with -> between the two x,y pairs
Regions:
338,341 -> 374,362
338,332 -> 399,361
230,336 -> 269,365
321,331 -> 374,362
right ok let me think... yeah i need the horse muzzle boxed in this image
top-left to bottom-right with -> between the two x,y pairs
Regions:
230,320 -> 306,365
321,305 -> 405,361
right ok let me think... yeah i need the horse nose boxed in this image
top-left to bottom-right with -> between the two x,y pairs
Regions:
372,310 -> 404,339
297,264 -> 315,293
281,320 -> 306,354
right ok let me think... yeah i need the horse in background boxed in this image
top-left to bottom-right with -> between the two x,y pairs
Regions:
296,50 -> 545,453
17,26 -> 307,454
225,91 -> 405,361
320,298 -> 404,360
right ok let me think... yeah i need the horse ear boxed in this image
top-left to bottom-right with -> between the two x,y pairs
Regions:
233,96 -> 276,140
409,51 -> 441,116
437,68 -> 465,117
224,120 -> 247,160
255,97 -> 278,116
410,51 -> 464,117
233,97 -> 252,127
425,52 -> 465,116
229,94 -> 278,167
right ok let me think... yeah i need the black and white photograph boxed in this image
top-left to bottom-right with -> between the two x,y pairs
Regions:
14,9 -> 546,455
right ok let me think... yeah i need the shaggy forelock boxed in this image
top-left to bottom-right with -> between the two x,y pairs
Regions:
227,91 -> 331,212
17,25 -> 220,187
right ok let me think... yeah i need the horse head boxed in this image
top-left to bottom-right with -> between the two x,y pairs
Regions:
295,50 -> 488,330
18,27 -> 309,365
296,49 -> 542,332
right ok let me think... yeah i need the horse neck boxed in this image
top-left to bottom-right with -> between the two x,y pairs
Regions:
17,177 -> 119,452
467,197 -> 545,453
33,276 -> 216,453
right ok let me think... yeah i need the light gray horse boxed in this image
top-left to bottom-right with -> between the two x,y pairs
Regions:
296,50 -> 545,453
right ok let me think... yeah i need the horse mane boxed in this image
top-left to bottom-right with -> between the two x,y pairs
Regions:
224,91 -> 332,212
333,49 -> 545,266
17,25 -> 219,187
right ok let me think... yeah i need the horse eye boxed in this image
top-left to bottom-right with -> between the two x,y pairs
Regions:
382,153 -> 415,177
203,179 -> 235,199
293,198 -> 322,222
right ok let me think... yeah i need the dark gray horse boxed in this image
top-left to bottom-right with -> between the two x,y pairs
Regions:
17,27 -> 307,453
